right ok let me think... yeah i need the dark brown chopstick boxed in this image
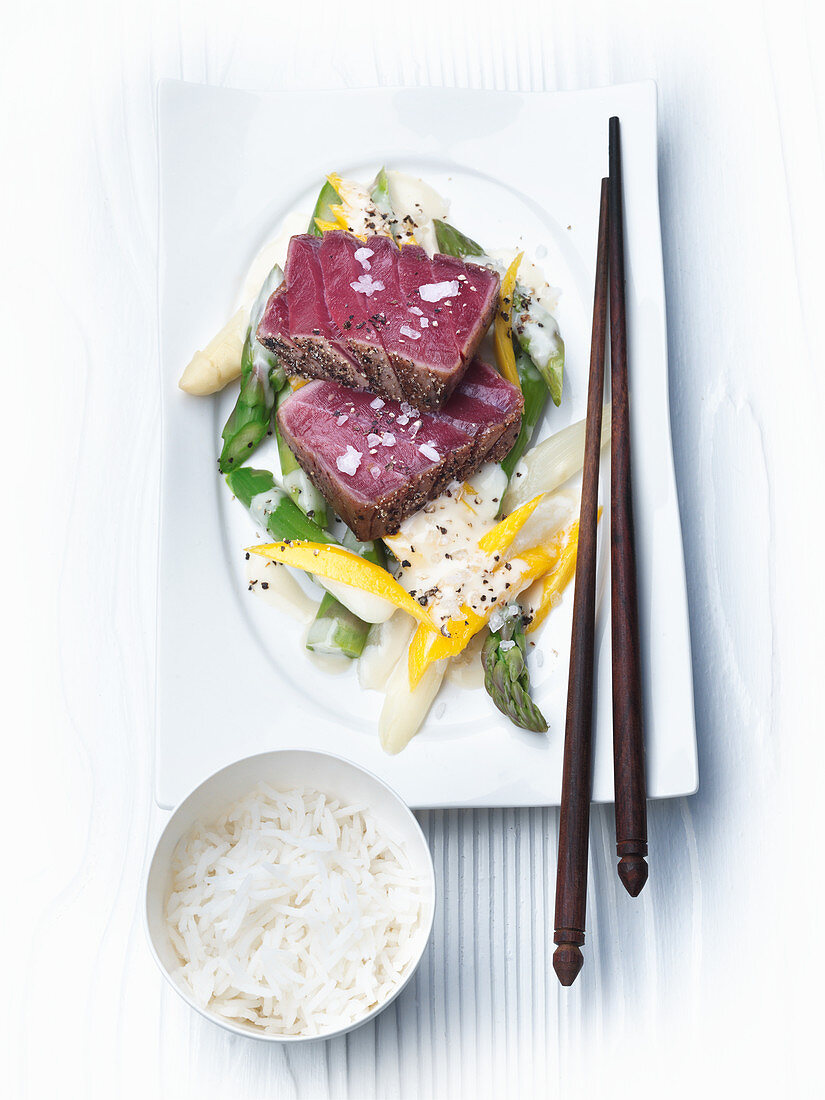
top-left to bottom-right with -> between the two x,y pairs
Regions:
552,178 -> 609,987
608,116 -> 649,897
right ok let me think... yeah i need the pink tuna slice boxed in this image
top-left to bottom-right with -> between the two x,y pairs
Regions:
436,359 -> 517,453
257,284 -> 296,354
396,245 -> 463,374
318,231 -> 402,399
362,235 -> 460,407
281,236 -> 370,389
276,358 -> 523,541
430,252 -> 501,365
259,231 -> 501,409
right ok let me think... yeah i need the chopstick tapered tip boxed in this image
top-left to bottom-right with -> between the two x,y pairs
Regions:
617,854 -> 648,896
552,944 -> 584,986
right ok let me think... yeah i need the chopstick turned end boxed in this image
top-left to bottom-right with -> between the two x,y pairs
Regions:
617,848 -> 649,897
552,940 -> 585,987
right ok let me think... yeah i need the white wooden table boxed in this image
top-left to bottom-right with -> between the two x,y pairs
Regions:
6,2 -> 823,1096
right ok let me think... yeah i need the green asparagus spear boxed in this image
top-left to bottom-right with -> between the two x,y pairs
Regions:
512,288 -> 565,407
225,467 -> 332,543
307,179 -> 342,236
305,528 -> 384,658
306,592 -> 368,658
219,264 -> 287,474
274,387 -> 329,529
500,347 -> 548,483
482,606 -> 548,733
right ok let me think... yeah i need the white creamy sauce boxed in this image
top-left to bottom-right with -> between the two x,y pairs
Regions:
238,210 -> 309,309
248,489 -> 279,533
384,463 -> 528,628
244,557 -> 319,624
304,644 -> 353,676
484,247 -> 562,314
357,612 -> 415,692
446,630 -> 487,689
385,170 -> 448,255
281,469 -> 316,514
517,311 -> 562,364
330,176 -> 394,239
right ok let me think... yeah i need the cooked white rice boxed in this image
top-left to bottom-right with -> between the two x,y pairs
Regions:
165,785 -> 424,1036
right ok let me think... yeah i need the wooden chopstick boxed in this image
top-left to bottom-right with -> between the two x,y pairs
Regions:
608,116 -> 649,897
552,177 -> 610,987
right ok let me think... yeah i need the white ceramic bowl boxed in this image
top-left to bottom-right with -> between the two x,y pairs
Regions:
145,749 -> 436,1042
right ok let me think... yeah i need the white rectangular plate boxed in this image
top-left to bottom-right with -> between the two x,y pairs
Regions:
156,79 -> 697,810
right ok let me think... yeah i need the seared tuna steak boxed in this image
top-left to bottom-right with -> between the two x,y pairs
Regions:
276,358 -> 523,540
260,237 -> 372,389
257,231 -> 500,409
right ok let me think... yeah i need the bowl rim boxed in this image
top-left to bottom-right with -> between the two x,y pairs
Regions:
143,747 -> 436,1043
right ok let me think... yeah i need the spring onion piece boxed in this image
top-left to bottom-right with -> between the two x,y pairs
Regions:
494,253 -> 523,389
218,264 -> 287,473
501,408 -> 612,512
482,607 -> 547,732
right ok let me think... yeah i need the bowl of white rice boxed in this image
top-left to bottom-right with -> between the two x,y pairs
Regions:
145,750 -> 435,1041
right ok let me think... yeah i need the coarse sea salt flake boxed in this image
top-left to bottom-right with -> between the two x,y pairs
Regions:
370,397 -> 385,410
418,280 -> 460,303
336,446 -> 362,476
419,442 -> 440,462
400,324 -> 421,341
354,247 -> 374,270
419,317 -> 429,328
367,433 -> 383,448
350,274 -> 385,297
381,432 -> 395,446
336,414 -> 348,426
